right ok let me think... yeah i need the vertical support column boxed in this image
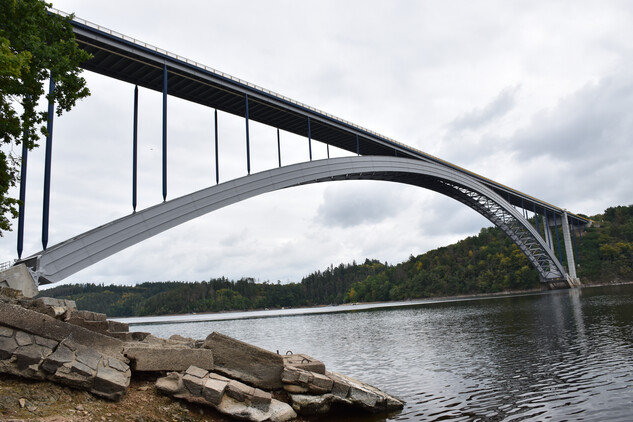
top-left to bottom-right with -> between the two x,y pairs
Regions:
132,85 -> 138,212
42,76 -> 55,250
542,213 -> 552,249
245,94 -> 251,175
327,144 -> 330,159
307,116 -> 312,161
17,102 -> 30,258
553,212 -> 563,262
215,109 -> 219,184
277,128 -> 281,168
356,134 -> 359,156
562,210 -> 578,280
162,65 -> 168,201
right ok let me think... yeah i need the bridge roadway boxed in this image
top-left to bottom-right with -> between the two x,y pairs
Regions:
16,10 -> 591,286
60,9 -> 588,228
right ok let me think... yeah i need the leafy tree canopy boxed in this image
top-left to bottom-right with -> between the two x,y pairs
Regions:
0,0 -> 90,234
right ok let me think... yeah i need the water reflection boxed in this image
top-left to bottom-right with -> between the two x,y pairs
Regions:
135,285 -> 633,421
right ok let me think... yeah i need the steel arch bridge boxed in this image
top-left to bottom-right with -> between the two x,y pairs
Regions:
14,10 -> 590,287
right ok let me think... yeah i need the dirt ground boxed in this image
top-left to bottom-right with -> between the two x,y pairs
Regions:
0,373 -> 234,422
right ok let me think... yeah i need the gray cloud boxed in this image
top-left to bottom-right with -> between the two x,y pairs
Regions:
315,183 -> 405,228
449,86 -> 520,132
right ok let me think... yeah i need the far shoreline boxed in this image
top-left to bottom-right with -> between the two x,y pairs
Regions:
112,280 -> 633,326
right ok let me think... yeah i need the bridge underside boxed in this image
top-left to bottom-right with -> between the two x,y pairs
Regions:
20,156 -> 569,285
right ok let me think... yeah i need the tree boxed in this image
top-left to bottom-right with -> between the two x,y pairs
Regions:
0,0 -> 90,234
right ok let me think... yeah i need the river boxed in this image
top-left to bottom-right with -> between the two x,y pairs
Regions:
122,284 -> 633,421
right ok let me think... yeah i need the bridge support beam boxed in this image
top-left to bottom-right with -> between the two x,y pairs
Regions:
133,85 -> 139,211
562,210 -> 580,285
162,65 -> 168,201
42,76 -> 55,250
17,99 -> 30,258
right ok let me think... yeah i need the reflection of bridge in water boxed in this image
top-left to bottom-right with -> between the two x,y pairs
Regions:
16,9 -> 590,287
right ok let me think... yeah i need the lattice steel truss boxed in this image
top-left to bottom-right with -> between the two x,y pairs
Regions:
432,180 -> 566,281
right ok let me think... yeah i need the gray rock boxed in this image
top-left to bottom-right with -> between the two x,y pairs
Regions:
216,395 -> 296,422
33,334 -> 58,349
0,335 -> 18,360
0,326 -> 14,337
156,372 -> 185,395
203,332 -> 284,390
75,345 -> 102,370
41,342 -> 74,374
15,344 -> 49,370
15,331 -> 33,346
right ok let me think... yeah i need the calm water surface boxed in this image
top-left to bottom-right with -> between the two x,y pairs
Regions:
129,285 -> 633,421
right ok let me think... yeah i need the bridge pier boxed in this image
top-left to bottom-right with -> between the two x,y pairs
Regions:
562,210 -> 581,286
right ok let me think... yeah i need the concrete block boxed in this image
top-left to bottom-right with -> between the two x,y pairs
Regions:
93,364 -> 130,401
203,332 -> 284,390
185,365 -> 209,378
67,318 -> 110,334
183,373 -> 205,396
107,331 -> 150,342
202,377 -> 228,405
124,346 -> 214,372
107,320 -> 129,333
283,354 -> 326,374
68,309 -> 107,321
226,379 -> 254,402
311,372 -> 333,392
0,264 -> 38,298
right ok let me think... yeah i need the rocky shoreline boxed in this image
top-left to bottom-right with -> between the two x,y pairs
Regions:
0,286 -> 404,421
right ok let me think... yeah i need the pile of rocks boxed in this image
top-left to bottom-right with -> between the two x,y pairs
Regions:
0,286 -> 404,421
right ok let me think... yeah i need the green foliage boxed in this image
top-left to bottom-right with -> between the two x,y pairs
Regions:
41,205 -> 633,317
0,0 -> 91,234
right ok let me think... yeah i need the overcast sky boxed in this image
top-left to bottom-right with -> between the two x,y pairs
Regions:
2,1 -> 632,288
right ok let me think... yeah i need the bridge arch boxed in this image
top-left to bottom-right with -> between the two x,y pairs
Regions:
22,156 -> 567,285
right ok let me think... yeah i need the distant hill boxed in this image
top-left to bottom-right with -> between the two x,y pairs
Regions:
41,204 -> 633,317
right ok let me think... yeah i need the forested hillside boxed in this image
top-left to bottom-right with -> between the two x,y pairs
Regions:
41,205 -> 633,317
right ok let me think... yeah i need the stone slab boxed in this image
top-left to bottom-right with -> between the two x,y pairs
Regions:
0,301 -> 124,359
203,332 -> 284,390
124,347 -> 214,372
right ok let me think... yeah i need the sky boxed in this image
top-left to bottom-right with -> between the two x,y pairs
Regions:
2,1 -> 632,288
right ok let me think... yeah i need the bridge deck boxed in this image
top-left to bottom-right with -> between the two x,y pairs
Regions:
54,8 -> 590,226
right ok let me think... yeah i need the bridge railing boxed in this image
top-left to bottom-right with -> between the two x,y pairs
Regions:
0,260 -> 12,272
48,7 -> 423,158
